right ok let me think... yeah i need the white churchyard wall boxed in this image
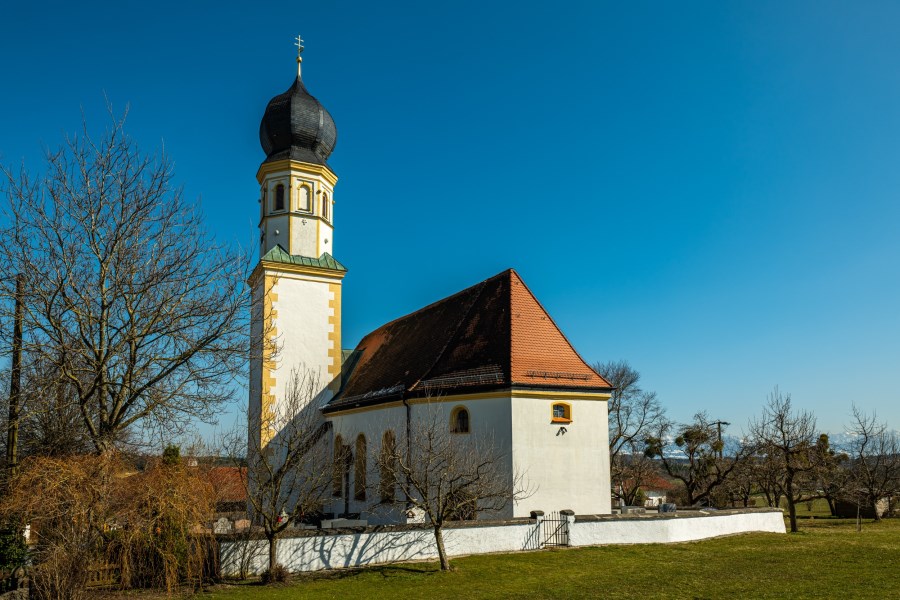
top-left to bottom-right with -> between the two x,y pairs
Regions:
219,509 -> 785,576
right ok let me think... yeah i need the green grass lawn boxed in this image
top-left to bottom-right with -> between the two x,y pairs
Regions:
198,518 -> 899,600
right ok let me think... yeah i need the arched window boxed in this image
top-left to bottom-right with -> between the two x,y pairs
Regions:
379,430 -> 396,502
274,183 -> 285,211
297,184 -> 310,212
354,434 -> 367,501
551,402 -> 572,423
333,435 -> 345,497
321,193 -> 329,221
450,406 -> 470,434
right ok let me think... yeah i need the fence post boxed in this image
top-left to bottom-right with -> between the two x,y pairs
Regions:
530,510 -> 544,550
560,509 -> 575,547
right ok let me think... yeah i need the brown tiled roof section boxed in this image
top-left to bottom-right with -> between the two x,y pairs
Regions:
207,467 -> 247,503
509,270 -> 609,387
328,269 -> 609,410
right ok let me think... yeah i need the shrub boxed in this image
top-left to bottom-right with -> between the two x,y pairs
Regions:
260,563 -> 291,584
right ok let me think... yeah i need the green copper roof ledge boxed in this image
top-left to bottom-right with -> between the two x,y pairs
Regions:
261,245 -> 347,272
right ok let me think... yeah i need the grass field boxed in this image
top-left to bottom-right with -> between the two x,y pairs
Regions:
196,517 -> 900,599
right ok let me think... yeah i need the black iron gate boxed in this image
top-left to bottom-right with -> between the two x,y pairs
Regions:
541,511 -> 570,547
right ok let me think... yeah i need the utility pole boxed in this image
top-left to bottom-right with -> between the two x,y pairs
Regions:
712,420 -> 730,460
6,274 -> 24,478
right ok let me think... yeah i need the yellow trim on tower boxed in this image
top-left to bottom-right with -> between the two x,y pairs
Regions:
257,159 -> 338,186
327,283 -> 342,391
259,274 -> 279,447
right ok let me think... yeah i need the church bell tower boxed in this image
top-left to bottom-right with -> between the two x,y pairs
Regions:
250,37 -> 346,447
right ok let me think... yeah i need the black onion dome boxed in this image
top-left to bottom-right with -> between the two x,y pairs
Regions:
259,75 -> 337,165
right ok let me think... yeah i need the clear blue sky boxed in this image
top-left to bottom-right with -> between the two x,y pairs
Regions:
2,1 -> 899,436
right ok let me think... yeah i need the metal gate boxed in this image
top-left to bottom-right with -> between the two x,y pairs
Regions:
541,511 -> 570,547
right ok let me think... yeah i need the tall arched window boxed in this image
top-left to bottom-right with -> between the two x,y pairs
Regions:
379,430 -> 396,502
274,183 -> 285,211
297,184 -> 310,212
321,192 -> 329,221
450,406 -> 470,434
354,434 -> 367,501
333,435 -> 345,497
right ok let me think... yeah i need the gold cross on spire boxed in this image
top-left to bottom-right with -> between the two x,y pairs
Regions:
295,34 -> 305,78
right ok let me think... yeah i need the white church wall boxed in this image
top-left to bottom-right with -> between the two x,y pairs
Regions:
328,403 -> 408,524
326,395 -> 516,523
511,395 -> 611,517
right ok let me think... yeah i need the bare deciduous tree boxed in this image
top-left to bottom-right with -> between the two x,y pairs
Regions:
374,402 -> 528,571
749,388 -> 820,532
846,406 -> 900,522
225,367 -> 332,575
645,412 -> 746,507
594,360 -> 664,505
0,110 -> 248,453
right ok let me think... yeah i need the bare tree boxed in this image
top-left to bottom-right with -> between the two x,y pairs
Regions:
374,402 -> 528,571
846,406 -> 900,522
0,356 -> 94,460
645,412 -> 746,507
613,453 -> 662,507
225,367 -> 332,575
0,110 -> 248,453
594,360 -> 664,505
749,388 -> 820,532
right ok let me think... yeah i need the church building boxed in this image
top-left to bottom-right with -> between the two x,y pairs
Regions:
249,42 -> 613,523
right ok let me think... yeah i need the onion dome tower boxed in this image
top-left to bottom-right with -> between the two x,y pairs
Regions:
250,36 -> 346,448
256,36 -> 341,260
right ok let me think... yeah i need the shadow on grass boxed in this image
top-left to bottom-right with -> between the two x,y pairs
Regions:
225,562 -> 444,588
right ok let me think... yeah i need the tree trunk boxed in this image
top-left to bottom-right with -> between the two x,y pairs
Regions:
267,533 -> 277,572
433,526 -> 451,571
871,497 -> 882,522
5,274 -> 23,478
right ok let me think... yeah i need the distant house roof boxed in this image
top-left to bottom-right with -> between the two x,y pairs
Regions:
641,476 -> 677,493
325,269 -> 611,413
207,466 -> 247,504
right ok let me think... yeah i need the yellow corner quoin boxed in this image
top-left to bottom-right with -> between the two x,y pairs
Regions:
256,159 -> 339,186
327,282 -> 342,387
260,274 -> 279,447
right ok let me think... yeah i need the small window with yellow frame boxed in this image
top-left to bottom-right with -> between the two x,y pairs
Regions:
551,402 -> 572,424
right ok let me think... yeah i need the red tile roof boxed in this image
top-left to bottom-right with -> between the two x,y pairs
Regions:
207,466 -> 247,503
326,269 -> 610,412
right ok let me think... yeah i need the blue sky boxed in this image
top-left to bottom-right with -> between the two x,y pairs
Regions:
2,1 -> 899,436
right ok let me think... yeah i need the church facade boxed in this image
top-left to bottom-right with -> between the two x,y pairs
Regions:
249,45 -> 613,523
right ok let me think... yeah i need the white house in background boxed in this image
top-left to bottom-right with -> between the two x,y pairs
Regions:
248,42 -> 613,524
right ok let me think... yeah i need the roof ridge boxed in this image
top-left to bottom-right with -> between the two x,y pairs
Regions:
362,269 -> 512,336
